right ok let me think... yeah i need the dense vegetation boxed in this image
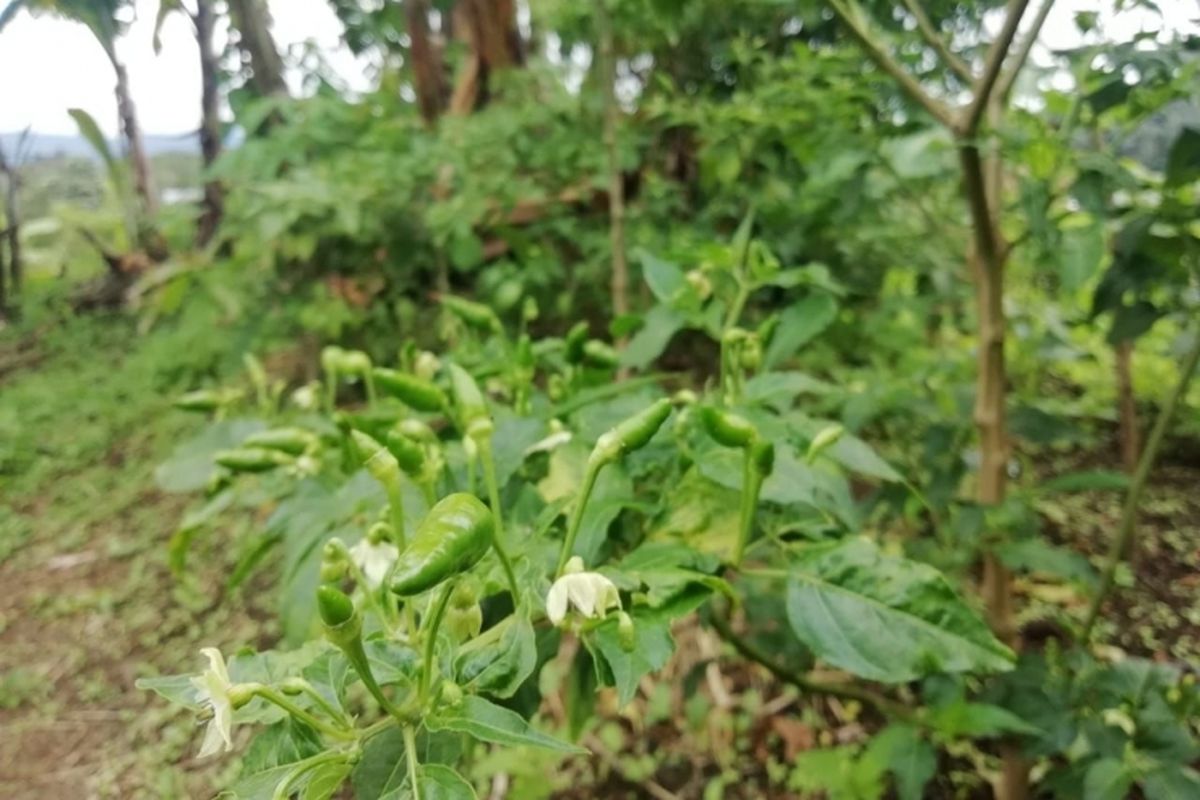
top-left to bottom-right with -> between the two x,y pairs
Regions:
1,1 -> 1199,798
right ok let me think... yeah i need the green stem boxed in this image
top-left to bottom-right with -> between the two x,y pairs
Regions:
708,604 -> 916,722
1079,329 -> 1200,643
251,685 -> 356,740
475,436 -> 521,602
419,581 -> 455,703
385,483 -> 407,549
403,724 -> 422,800
293,681 -> 350,727
324,369 -> 338,414
364,371 -> 378,409
340,636 -> 409,725
420,480 -> 437,510
555,461 -> 602,575
732,453 -> 765,567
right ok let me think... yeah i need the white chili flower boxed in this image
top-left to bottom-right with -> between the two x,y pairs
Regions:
546,557 -> 621,626
350,538 -> 399,588
191,648 -> 236,758
291,382 -> 320,411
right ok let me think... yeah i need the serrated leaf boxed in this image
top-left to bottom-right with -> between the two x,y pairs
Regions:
785,537 -> 1013,683
426,696 -> 584,753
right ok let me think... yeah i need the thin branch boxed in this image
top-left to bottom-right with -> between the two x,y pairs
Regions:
995,0 -> 1056,105
901,0 -> 974,84
961,0 -> 1034,135
1080,328 -> 1200,643
828,0 -> 958,131
958,144 -> 1002,266
708,604 -> 917,722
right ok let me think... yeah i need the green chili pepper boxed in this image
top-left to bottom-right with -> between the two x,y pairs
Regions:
441,294 -> 501,333
806,424 -> 844,463
340,350 -> 372,375
317,584 -> 357,628
174,389 -> 223,413
372,368 -> 447,412
351,430 -> 401,488
320,346 -> 346,376
399,418 -> 438,443
242,427 -> 318,456
214,447 -> 292,473
582,340 -> 620,369
590,398 -> 673,468
448,364 -> 489,432
564,322 -> 589,364
385,428 -> 427,475
698,406 -> 759,448
390,493 -> 494,597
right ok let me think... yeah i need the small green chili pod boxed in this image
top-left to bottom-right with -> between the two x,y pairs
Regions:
441,295 -> 501,332
390,493 -> 494,597
242,427 -> 318,456
448,364 -> 489,429
214,447 -> 291,473
174,390 -> 223,413
340,350 -> 372,376
372,368 -> 448,412
351,430 -> 401,487
385,428 -> 427,475
698,406 -> 758,449
564,322 -> 589,364
590,398 -> 673,468
582,340 -> 620,369
320,345 -> 346,376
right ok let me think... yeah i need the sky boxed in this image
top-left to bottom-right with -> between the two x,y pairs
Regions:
0,0 -> 1196,137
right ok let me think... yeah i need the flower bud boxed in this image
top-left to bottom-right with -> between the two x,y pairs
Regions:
617,611 -> 636,652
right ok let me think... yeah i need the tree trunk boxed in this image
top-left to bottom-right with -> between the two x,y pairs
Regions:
0,142 -> 20,304
113,61 -> 157,216
595,0 -> 629,364
195,0 -> 223,246
448,0 -> 523,114
405,0 -> 445,125
227,0 -> 288,99
1115,340 -> 1139,474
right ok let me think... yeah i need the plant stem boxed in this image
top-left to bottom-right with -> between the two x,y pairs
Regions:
403,724 -> 422,800
385,483 -> 407,549
1080,329 -> 1200,643
419,581 -> 455,702
340,636 -> 409,725
292,680 -> 350,727
271,750 -> 350,800
732,451 -> 765,567
251,685 -> 356,740
324,369 -> 337,414
708,605 -> 916,722
555,461 -> 602,575
475,436 -> 520,601
364,371 -> 378,409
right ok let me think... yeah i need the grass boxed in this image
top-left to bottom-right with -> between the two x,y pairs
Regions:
0,299 -> 278,798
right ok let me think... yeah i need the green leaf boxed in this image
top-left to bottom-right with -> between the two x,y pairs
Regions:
1107,300 -> 1161,344
455,615 -> 537,698
865,725 -> 935,800
1059,222 -> 1106,291
1082,758 -> 1133,800
764,293 -> 838,368
1141,766 -> 1200,800
303,762 -> 351,800
135,673 -> 201,707
426,696 -> 584,753
827,434 -> 902,482
1165,126 -> 1200,186
414,764 -> 478,800
744,372 -> 836,411
1039,470 -> 1128,494
155,419 -> 266,492
926,700 -> 1042,739
620,306 -> 686,369
785,537 -> 1014,683
788,744 -> 886,799
996,539 -> 1098,588
640,252 -> 685,303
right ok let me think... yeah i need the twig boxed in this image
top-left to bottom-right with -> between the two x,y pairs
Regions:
994,0 -> 1056,105
827,0 -> 958,130
900,0 -> 974,83
708,604 -> 917,722
583,734 -> 681,800
1080,328 -> 1200,643
961,0 -> 1034,135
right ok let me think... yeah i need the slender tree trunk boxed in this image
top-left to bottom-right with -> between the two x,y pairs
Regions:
1115,341 -> 1139,473
195,0 -> 223,246
113,61 -> 157,215
448,0 -> 522,114
0,144 -> 20,303
227,0 -> 288,99
595,0 -> 629,337
405,0 -> 445,125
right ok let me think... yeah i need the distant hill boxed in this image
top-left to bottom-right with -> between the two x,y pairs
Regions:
0,131 -> 200,161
